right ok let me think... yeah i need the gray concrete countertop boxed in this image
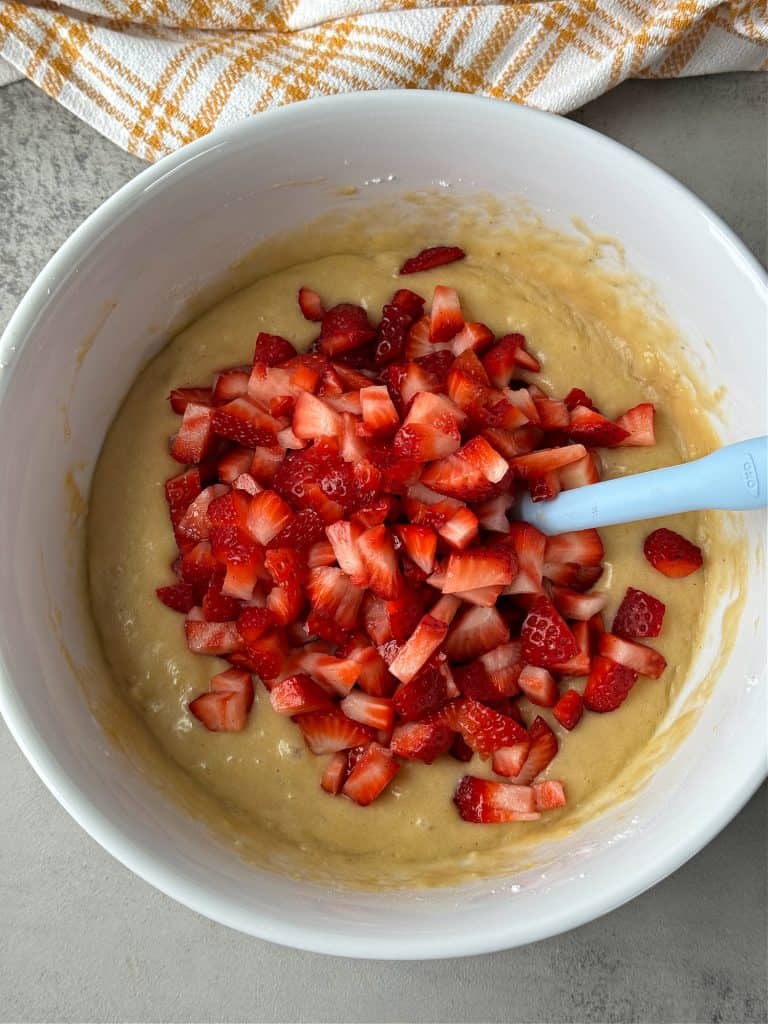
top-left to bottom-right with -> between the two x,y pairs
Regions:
1,74 -> 766,1024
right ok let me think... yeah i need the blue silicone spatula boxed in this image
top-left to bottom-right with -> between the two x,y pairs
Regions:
518,436 -> 768,536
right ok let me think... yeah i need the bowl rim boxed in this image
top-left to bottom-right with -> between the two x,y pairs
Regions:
0,89 -> 766,959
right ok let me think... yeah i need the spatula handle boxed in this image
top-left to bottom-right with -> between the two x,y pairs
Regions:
518,436 -> 768,536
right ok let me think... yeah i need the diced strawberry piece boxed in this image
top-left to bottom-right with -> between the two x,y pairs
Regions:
452,321 -> 494,357
521,596 -> 579,667
598,633 -> 667,679
207,488 -> 250,531
170,403 -> 217,464
375,289 -> 425,366
253,332 -> 297,366
505,522 -> 546,594
478,641 -> 523,696
212,368 -> 250,406
178,484 -> 229,542
273,443 -> 352,513
509,444 -> 587,479
568,405 -> 629,447
391,657 -> 450,721
358,525 -> 401,600
269,674 -> 334,716
210,525 -> 264,600
583,655 -> 638,712
544,528 -> 604,566
318,303 -> 376,356
447,367 -> 487,410
247,363 -> 311,411
340,690 -> 395,732
333,363 -> 375,392
518,665 -> 558,707
533,397 -> 569,431
613,587 -> 666,639
553,688 -> 584,730
185,619 -> 242,655
390,717 -> 454,763
249,445 -> 284,485
298,287 -> 324,322
453,661 -> 502,701
473,494 -> 514,533
589,611 -> 606,645
399,245 -> 466,275
503,386 -> 541,423
453,586 -> 504,607
404,315 -> 441,360
269,508 -> 325,553
232,473 -> 260,495
169,386 -> 212,414
297,708 -> 375,754
296,651 -> 362,696
445,605 -> 509,663
237,606 -> 277,645
533,779 -> 567,810
344,644 -> 396,697
359,385 -> 400,438
189,669 -> 254,732
551,585 -> 607,621
202,571 -> 244,622
558,450 -> 601,489
563,387 -> 596,411
442,548 -> 515,594
242,489 -> 292,546
429,285 -> 464,344
438,507 -> 480,550
292,391 -> 343,441
491,741 -> 531,778
421,449 -> 509,503
481,334 -> 526,387
454,776 -> 539,823
342,742 -> 399,805
393,523 -> 437,575
528,470 -> 561,503
211,397 -> 279,448
165,468 -> 202,528
460,436 -> 510,483
322,520 -> 364,584
448,733 -> 473,762
512,716 -> 558,786
456,698 -> 528,758
179,540 -> 219,592
389,611 -> 449,684
551,619 -> 591,676
643,527 -> 703,578
156,582 -> 196,613
321,751 -> 349,794
616,402 -> 655,446
239,629 -> 288,681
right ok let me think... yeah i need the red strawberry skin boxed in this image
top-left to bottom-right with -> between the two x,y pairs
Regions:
521,597 -> 579,667
583,656 -> 638,712
613,587 -> 666,639
643,528 -> 703,578
399,246 -> 466,275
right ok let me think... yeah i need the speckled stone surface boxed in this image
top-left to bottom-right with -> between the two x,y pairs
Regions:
0,75 -> 766,1024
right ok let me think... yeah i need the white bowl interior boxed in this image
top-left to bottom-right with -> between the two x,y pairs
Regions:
0,93 -> 765,958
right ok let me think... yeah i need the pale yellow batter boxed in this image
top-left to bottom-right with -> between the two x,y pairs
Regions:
87,204 -> 731,888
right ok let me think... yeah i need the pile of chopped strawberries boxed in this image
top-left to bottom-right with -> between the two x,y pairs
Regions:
157,245 -> 704,822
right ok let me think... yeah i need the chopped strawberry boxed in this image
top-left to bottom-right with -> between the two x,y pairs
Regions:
270,674 -> 334,716
478,641 -> 523,696
518,664 -> 558,707
430,285 -> 465,344
156,582 -> 196,614
245,489 -> 293,545
392,656 -> 450,720
533,397 -> 570,431
179,540 -> 219,592
249,444 -> 284,485
298,287 -> 325,323
185,619 -> 242,656
613,587 -> 666,639
237,607 -> 277,645
169,386 -> 212,414
512,716 -> 558,786
598,632 -> 667,679
583,655 -> 637,712
318,303 -> 376,356
533,779 -> 567,810
563,387 -> 596,412
358,525 -> 401,600
268,507 -> 325,552
359,385 -> 400,438
177,484 -> 229,542
509,444 -> 587,480
321,751 -> 349,794
452,321 -> 494,357
375,289 -> 425,366
528,470 -> 561,502
340,690 -> 395,732
202,571 -> 244,622
170,403 -> 216,464
399,245 -> 466,275
389,608 -> 450,684
544,529 -> 604,566
491,741 -> 531,778
438,507 -> 480,550
521,596 -> 579,667
390,719 -> 454,763
297,708 -> 375,754
454,776 -> 539,823
551,585 -> 608,621
457,698 -> 528,757
445,605 -> 509,663
442,548 -> 516,595
558,450 -> 601,489
552,688 -> 584,730
252,332 -> 297,367
393,523 -> 437,575
296,651 -> 362,696
212,368 -> 251,407
344,644 -> 396,697
292,391 -> 343,441
304,566 -> 362,631
616,402 -> 655,446
207,488 -> 251,532
643,527 -> 703,578
504,522 -> 546,595
568,405 -> 629,447
165,468 -> 202,528
481,334 -> 527,387
550,619 -> 591,676
190,669 -> 254,732
473,494 -> 514,533
342,742 -> 399,805
211,397 -> 279,448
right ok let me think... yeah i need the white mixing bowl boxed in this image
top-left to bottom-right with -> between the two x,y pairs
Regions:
0,91 -> 765,958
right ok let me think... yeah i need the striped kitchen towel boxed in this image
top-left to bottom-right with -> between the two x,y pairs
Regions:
0,1 -> 766,161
